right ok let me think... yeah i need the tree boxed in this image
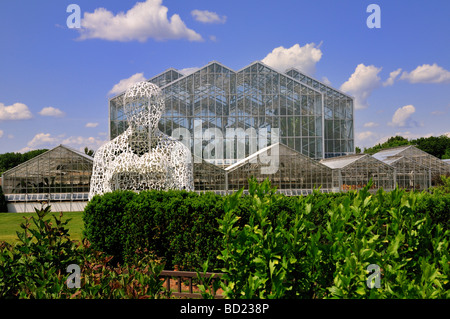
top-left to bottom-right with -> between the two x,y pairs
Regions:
0,186 -> 7,212
443,148 -> 450,160
364,136 -> 410,154
411,135 -> 450,159
363,134 -> 450,159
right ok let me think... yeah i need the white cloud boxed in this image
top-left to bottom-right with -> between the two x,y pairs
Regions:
383,68 -> 402,87
355,130 -> 381,148
27,133 -> 60,148
78,0 -> 203,42
39,106 -> 65,117
340,64 -> 382,110
109,73 -> 147,95
400,63 -> 450,84
0,102 -> 33,120
191,9 -> 226,24
357,131 -> 378,141
321,76 -> 332,86
261,43 -> 323,75
85,122 -> 99,128
363,122 -> 379,128
178,67 -> 200,75
388,105 -> 417,127
20,133 -> 107,153
61,136 -> 107,151
0,130 -> 3,138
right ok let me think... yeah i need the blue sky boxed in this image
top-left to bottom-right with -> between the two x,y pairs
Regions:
0,0 -> 449,153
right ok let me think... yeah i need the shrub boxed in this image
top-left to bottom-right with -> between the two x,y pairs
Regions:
82,180 -> 450,299
0,204 -> 84,297
83,189 -> 227,270
123,190 -> 226,270
0,186 -> 7,212
83,190 -> 137,264
217,179 -> 331,298
0,204 -> 166,299
217,180 -> 450,299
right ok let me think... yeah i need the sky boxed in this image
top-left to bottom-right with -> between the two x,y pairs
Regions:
0,0 -> 449,154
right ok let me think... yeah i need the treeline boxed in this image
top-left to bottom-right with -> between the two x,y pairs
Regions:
361,135 -> 450,159
0,149 -> 48,175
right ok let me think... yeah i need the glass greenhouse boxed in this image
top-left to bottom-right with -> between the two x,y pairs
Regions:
190,143 -> 333,194
320,154 -> 395,192
224,143 -> 333,194
193,155 -> 226,192
285,68 -> 354,158
1,145 -> 93,212
109,61 -> 355,162
372,145 -> 450,186
383,156 -> 430,190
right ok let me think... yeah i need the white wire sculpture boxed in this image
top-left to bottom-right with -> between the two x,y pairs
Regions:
89,81 -> 194,199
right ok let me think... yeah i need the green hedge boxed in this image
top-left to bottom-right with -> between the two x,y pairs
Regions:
84,190 -> 228,269
83,190 -> 137,264
83,181 -> 449,289
83,188 -> 352,269
217,180 -> 450,298
122,190 -> 226,270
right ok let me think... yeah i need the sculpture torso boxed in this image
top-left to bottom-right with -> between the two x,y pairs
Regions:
88,82 -> 194,199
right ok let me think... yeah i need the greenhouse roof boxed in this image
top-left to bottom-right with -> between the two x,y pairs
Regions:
319,154 -> 368,169
225,143 -> 281,172
371,145 -> 414,162
2,144 -> 93,177
382,155 -> 428,169
224,142 -> 330,173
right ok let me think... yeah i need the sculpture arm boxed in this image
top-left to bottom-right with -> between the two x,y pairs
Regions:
89,147 -> 108,199
169,143 -> 194,191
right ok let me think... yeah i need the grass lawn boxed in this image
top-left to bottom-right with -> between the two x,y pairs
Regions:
0,211 -> 84,244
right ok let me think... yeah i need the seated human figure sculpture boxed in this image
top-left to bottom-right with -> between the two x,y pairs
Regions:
89,81 -> 194,199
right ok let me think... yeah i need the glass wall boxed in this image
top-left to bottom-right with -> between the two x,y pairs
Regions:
193,156 -> 227,192
373,146 -> 450,186
109,61 -> 326,162
2,145 -> 93,202
385,156 -> 430,190
321,154 -> 395,192
224,143 -> 333,194
286,68 -> 354,158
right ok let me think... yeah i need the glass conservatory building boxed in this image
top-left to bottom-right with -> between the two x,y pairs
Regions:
320,154 -> 395,192
109,61 -> 355,162
1,145 -> 93,212
108,61 -> 354,194
372,145 -> 450,187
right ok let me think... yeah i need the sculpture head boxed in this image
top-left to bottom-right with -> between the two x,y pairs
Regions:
123,81 -> 164,130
